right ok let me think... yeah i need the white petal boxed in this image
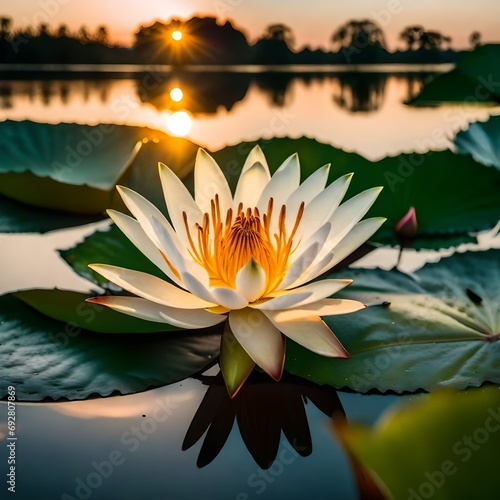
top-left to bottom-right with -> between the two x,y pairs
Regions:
285,164 -> 330,234
255,279 -> 352,310
211,287 -> 248,310
107,210 -> 185,289
241,145 -> 270,176
150,216 -> 210,287
264,312 -> 349,358
87,296 -> 226,329
270,298 -> 365,321
88,264 -> 215,309
194,149 -> 232,216
235,259 -> 267,302
233,162 -> 270,211
295,217 -> 386,285
229,308 -> 284,380
324,186 -> 383,251
250,292 -> 311,311
116,186 -> 189,268
180,271 -> 217,303
257,153 -> 301,216
280,222 -> 331,289
158,162 -> 203,246
298,173 -> 353,241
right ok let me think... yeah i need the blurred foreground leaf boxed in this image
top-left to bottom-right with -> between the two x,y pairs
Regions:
337,387 -> 500,499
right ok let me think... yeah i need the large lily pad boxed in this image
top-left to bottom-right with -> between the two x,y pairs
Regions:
285,249 -> 500,393
338,387 -> 500,499
410,44 -> 500,105
0,120 -> 142,213
0,294 -> 220,401
13,289 -> 178,333
0,194 -> 104,233
0,121 -> 198,217
455,115 -> 500,170
212,137 -> 500,249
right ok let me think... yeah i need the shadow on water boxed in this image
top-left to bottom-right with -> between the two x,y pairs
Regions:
182,371 -> 345,469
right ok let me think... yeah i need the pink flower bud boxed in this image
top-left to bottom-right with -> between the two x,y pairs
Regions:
395,207 -> 417,239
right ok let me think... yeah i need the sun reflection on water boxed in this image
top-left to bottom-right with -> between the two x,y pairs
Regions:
166,110 -> 192,136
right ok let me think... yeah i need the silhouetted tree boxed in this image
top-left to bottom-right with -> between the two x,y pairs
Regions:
0,17 -> 12,40
399,25 -> 423,50
56,24 -> 69,38
331,20 -> 387,51
419,31 -> 451,50
263,23 -> 295,48
469,31 -> 481,48
135,17 -> 251,64
78,26 -> 90,44
95,25 -> 108,45
399,25 -> 452,51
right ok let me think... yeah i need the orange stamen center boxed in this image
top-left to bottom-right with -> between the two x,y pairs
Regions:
183,196 -> 304,295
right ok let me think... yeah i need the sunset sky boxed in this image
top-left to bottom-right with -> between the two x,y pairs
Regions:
5,0 -> 500,50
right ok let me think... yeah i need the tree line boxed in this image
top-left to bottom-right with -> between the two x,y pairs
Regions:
0,15 -> 484,65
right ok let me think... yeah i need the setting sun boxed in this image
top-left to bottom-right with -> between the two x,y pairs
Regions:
172,30 -> 182,41
169,87 -> 183,102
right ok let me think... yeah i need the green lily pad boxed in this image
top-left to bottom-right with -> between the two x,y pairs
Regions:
0,194 -> 104,233
212,138 -> 500,249
0,294 -> 220,401
455,115 -> 500,170
0,120 -> 142,213
338,387 -> 500,499
410,44 -> 500,105
13,289 -> 178,333
285,249 -> 500,393
0,121 -> 199,217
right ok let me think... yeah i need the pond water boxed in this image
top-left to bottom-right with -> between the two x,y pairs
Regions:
1,70 -> 500,499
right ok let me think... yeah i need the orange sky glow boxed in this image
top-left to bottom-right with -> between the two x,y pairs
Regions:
5,0 -> 500,51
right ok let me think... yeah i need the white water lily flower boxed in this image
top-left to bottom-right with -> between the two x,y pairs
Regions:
87,146 -> 385,396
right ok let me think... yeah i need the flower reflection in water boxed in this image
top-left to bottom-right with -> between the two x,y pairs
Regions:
182,371 -> 345,469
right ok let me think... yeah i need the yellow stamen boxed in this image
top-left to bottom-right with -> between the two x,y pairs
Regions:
185,198 -> 305,296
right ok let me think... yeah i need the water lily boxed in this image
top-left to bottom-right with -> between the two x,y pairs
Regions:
87,146 -> 385,396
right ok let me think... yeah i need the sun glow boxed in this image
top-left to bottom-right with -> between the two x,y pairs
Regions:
171,30 -> 183,41
170,87 -> 184,102
166,110 -> 192,136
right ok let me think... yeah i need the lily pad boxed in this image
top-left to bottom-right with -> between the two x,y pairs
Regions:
13,289 -> 178,333
212,137 -> 500,249
455,115 -> 500,170
285,249 -> 500,393
338,387 -> 500,499
0,194 -> 103,233
410,44 -> 500,105
0,120 -> 142,213
0,294 -> 220,401
0,121 -> 199,217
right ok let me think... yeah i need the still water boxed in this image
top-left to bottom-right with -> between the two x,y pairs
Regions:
1,70 -> 499,499
1,70 -> 499,159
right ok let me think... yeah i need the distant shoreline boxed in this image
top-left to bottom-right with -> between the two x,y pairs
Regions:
0,63 -> 454,76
